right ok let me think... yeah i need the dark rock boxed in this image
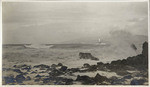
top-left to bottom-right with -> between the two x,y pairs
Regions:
4,75 -> 15,84
51,64 -> 57,68
142,41 -> 148,58
97,62 -> 104,66
83,63 -> 90,68
79,52 -> 99,61
31,71 -> 37,74
13,69 -> 23,73
26,76 -> 31,81
49,69 -> 63,77
35,74 -> 42,78
94,73 -> 108,83
130,79 -> 146,85
76,75 -> 95,85
123,75 -> 132,79
15,74 -> 26,83
43,77 -> 52,84
58,63 -> 63,66
60,66 -> 67,71
64,78 -> 73,85
34,79 -> 40,82
88,65 -> 97,71
111,78 -> 126,85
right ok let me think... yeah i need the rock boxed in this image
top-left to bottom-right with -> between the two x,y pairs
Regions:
111,78 -> 126,85
94,73 -> 108,83
130,79 -> 146,85
97,62 -> 104,66
142,41 -> 148,58
79,52 -> 99,61
21,66 -> 31,71
123,75 -> 132,79
64,78 -> 73,85
49,69 -> 63,77
76,75 -> 95,85
13,69 -> 23,73
15,74 -> 26,83
34,64 -> 49,70
88,65 -> 97,71
35,74 -> 42,78
43,77 -> 52,84
4,75 -> 15,84
83,63 -> 90,68
51,64 -> 57,68
34,79 -> 40,82
26,76 -> 31,81
60,66 -> 67,71
31,71 -> 37,74
58,63 -> 63,66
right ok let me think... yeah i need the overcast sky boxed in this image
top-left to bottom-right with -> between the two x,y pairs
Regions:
2,2 -> 148,44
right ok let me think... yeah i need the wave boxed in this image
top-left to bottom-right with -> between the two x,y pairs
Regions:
24,44 -> 53,49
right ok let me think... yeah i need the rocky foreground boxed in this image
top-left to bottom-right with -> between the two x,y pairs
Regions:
2,42 -> 148,85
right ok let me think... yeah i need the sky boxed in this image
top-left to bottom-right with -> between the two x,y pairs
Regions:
2,1 -> 148,44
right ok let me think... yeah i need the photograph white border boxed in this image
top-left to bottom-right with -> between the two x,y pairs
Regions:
0,0 -> 149,87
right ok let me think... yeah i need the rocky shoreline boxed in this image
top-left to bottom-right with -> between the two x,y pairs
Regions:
2,42 -> 148,85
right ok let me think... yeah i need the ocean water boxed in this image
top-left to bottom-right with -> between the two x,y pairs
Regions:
2,43 -> 141,69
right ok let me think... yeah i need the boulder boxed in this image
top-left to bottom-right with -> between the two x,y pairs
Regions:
79,52 -> 99,61
4,75 -> 15,84
60,66 -> 67,72
26,76 -> 31,81
83,63 -> 90,68
76,75 -> 95,85
130,79 -> 146,85
58,63 -> 63,66
94,73 -> 108,83
15,74 -> 26,83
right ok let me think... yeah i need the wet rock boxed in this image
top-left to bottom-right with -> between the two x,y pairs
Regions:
111,78 -> 126,85
4,75 -> 15,84
142,41 -> 148,58
35,74 -> 42,78
13,69 -> 23,73
26,76 -> 31,81
43,77 -> 52,84
130,79 -> 146,85
49,69 -> 63,77
34,79 -> 40,82
15,74 -> 26,83
94,73 -> 108,83
97,62 -> 104,66
34,64 -> 49,70
79,52 -> 99,61
76,75 -> 95,85
58,63 -> 63,66
60,66 -> 67,72
83,63 -> 90,68
123,75 -> 132,79
87,65 -> 97,71
51,64 -> 57,68
64,78 -> 73,85
31,71 -> 37,74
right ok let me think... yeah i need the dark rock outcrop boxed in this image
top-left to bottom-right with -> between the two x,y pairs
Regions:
4,75 -> 15,84
79,52 -> 99,61
15,74 -> 26,83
